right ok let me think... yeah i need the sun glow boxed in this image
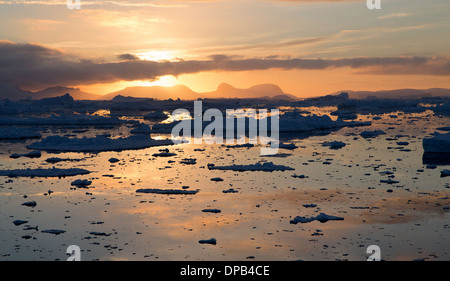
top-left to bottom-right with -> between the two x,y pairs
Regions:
135,51 -> 178,62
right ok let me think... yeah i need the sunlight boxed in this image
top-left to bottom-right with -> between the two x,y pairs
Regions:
136,50 -> 178,62
132,75 -> 179,88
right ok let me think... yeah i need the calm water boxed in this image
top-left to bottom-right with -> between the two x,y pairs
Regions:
1,107 -> 449,261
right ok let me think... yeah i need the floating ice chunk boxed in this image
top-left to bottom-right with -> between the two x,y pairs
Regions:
290,213 -> 344,224
136,188 -> 199,195
222,188 -> 238,193
71,179 -> 92,187
198,238 -> 217,245
130,124 -> 151,134
0,114 -> 121,126
302,204 -> 317,208
180,158 -> 197,165
322,141 -> 346,150
45,157 -> 83,164
28,134 -> 173,152
202,209 -> 222,213
380,179 -> 399,184
22,201 -> 37,207
278,143 -> 298,150
277,114 -> 370,132
222,143 -> 254,149
210,177 -> 224,182
13,220 -> 28,226
144,110 -> 168,120
10,150 -> 41,159
0,127 -> 42,140
207,162 -> 294,172
89,232 -> 111,236
360,130 -> 386,139
152,152 -> 177,157
423,132 -> 450,153
0,168 -> 90,177
41,229 -> 66,235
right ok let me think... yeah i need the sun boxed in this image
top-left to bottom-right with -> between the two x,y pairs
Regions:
135,51 -> 177,62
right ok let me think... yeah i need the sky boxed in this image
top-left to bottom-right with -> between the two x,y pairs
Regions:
1,0 -> 450,98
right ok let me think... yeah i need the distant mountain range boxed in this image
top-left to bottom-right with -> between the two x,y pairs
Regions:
334,88 -> 450,99
1,81 -> 450,101
0,83 -> 101,100
0,82 -> 297,101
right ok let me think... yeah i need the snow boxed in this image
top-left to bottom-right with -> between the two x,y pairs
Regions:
136,188 -> 199,195
0,168 -> 90,177
207,162 -> 294,172
0,127 -> 42,140
27,134 -> 173,152
290,213 -> 344,224
423,132 -> 450,153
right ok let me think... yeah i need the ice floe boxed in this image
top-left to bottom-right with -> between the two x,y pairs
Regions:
0,127 -> 42,140
136,189 -> 199,195
290,213 -> 344,224
423,132 -> 450,153
10,150 -> 41,159
28,134 -> 173,152
207,162 -> 294,172
0,168 -> 90,177
0,114 -> 121,126
360,130 -> 386,139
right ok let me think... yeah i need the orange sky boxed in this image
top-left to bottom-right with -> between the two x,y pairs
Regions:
1,0 -> 450,98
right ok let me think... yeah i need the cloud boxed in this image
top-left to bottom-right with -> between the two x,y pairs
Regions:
378,12 -> 414,20
117,53 -> 140,61
1,41 -> 450,89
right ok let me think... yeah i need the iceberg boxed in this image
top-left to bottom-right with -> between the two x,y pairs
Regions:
423,132 -> 450,153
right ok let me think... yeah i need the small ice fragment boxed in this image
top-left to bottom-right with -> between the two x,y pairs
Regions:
441,170 -> 450,177
136,189 -> 199,195
71,179 -> 92,188
21,201 -> 37,207
13,220 -> 28,226
199,238 -> 217,245
41,229 -> 66,235
202,209 -> 222,213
